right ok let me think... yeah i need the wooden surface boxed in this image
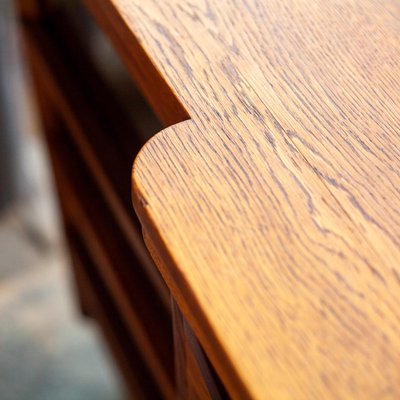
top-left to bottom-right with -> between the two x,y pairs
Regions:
87,0 -> 400,398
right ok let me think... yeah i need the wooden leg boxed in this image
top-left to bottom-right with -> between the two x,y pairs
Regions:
15,0 -> 54,20
172,298 -> 226,400
16,4 -> 91,317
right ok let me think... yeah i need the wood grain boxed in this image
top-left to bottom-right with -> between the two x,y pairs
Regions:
86,0 -> 400,398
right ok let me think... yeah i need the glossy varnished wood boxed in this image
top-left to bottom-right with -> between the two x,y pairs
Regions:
27,0 -> 400,398
85,1 -> 400,398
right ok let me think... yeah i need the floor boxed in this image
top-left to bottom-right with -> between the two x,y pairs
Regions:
0,134 -> 124,400
0,3 -> 124,398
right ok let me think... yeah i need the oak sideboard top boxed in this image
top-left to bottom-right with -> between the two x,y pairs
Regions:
85,0 -> 400,398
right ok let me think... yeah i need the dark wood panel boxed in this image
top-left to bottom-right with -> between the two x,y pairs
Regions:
172,300 -> 216,400
17,5 -> 179,397
19,7 -> 170,308
68,227 -> 163,400
46,124 -> 176,399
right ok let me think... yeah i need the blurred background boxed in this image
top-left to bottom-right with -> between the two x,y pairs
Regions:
0,1 -> 124,398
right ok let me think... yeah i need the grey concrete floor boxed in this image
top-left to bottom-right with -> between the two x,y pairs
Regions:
0,3 -> 126,397
0,134 -> 124,400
